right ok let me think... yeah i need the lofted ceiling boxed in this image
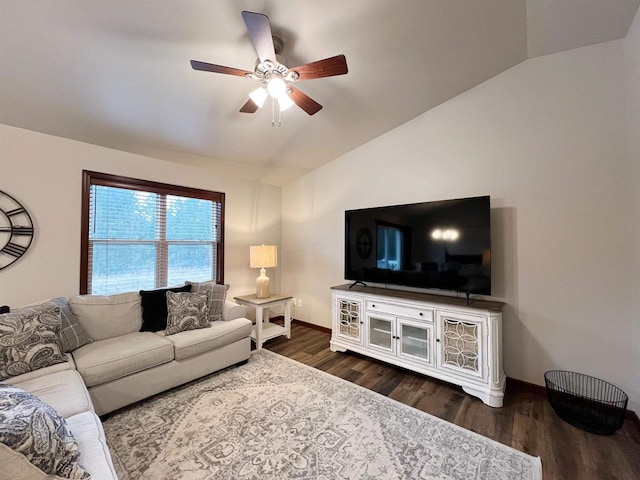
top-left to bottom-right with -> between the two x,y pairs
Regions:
1,0 -> 638,186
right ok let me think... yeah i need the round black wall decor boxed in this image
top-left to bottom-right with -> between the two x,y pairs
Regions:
0,190 -> 35,270
356,227 -> 373,259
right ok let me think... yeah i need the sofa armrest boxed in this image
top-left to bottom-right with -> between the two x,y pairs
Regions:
222,300 -> 246,321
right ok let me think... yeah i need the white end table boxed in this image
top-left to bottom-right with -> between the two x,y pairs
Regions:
234,294 -> 293,350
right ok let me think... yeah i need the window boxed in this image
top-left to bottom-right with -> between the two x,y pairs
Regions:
80,171 -> 224,295
377,225 -> 403,271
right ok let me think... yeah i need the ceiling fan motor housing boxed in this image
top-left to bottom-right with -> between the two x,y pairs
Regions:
254,55 -> 299,85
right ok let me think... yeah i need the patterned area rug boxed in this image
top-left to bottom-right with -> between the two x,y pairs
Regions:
103,350 -> 542,479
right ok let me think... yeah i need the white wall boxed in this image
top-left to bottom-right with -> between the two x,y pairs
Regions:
0,125 -> 282,307
626,7 -> 640,416
282,39 -> 640,411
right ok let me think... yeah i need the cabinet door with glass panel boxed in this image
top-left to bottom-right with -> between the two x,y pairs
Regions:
397,318 -> 433,366
436,311 -> 486,381
366,312 -> 434,366
334,295 -> 364,346
365,312 -> 396,356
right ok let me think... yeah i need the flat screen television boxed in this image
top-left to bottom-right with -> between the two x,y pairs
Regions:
345,196 -> 491,295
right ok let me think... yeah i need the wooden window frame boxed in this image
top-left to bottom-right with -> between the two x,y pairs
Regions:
80,170 -> 225,294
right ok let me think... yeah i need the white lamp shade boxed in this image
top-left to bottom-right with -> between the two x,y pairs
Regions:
250,245 -> 277,269
278,94 -> 295,111
249,87 -> 268,108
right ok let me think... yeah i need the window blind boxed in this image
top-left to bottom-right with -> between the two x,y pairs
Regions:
82,172 -> 224,295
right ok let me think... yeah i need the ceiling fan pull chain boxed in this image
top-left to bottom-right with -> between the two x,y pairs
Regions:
270,97 -> 283,127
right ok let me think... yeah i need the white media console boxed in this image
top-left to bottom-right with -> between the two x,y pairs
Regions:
330,284 -> 505,407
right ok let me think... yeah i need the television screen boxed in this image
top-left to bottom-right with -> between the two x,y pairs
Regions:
345,196 -> 491,295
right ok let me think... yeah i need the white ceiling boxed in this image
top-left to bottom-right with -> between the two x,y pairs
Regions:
1,0 -> 638,186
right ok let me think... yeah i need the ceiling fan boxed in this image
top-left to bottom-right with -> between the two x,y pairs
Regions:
190,11 -> 348,119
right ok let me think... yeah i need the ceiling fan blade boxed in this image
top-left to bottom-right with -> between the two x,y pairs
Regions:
289,86 -> 323,115
290,55 -> 348,81
241,11 -> 276,63
239,98 -> 259,113
190,60 -> 252,77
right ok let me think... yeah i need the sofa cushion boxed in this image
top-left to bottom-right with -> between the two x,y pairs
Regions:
69,292 -> 141,341
12,369 -> 93,419
0,384 -> 90,479
157,317 -> 252,361
0,304 -> 67,381
66,411 -> 118,480
139,285 -> 191,332
165,291 -> 211,335
72,332 -> 174,387
186,281 -> 229,321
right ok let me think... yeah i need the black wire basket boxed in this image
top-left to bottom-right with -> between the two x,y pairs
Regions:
544,370 -> 628,435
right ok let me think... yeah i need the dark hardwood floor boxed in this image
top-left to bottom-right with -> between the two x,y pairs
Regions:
264,323 -> 640,480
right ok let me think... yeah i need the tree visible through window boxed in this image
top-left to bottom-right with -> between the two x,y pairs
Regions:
80,171 -> 224,295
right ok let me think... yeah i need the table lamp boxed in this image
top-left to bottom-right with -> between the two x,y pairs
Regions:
250,245 -> 277,298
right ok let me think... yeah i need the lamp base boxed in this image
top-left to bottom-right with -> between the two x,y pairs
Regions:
256,268 -> 270,298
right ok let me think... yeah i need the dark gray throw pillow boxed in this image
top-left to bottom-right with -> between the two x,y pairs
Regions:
0,384 -> 90,479
0,306 -> 8,314
139,285 -> 192,332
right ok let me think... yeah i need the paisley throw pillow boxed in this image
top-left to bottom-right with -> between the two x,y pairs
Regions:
0,384 -> 90,479
0,305 -> 66,381
165,291 -> 211,336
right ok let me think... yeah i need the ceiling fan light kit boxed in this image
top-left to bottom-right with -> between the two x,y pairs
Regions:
191,11 -> 348,126
266,76 -> 286,99
249,87 -> 268,108
277,93 -> 295,111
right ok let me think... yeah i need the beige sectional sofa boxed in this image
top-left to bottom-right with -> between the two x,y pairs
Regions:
3,359 -> 118,480
2,290 -> 252,479
68,292 -> 251,415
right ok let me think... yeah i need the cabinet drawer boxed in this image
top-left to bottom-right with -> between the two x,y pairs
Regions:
365,300 -> 433,322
